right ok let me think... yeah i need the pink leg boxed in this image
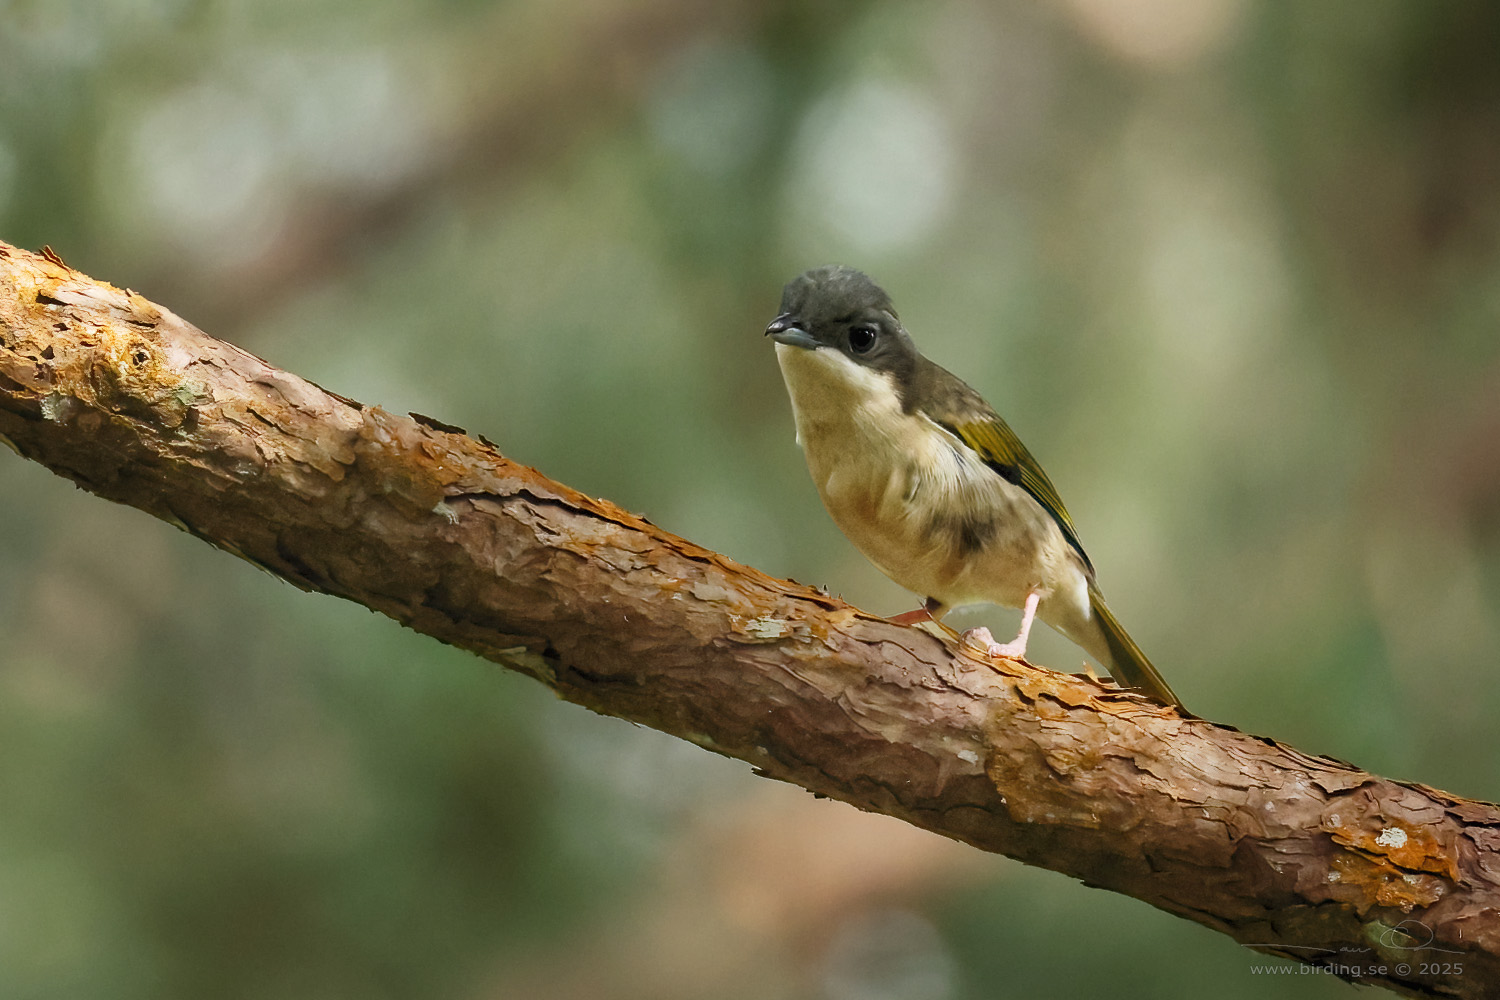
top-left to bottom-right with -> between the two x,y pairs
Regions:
962,591 -> 1040,662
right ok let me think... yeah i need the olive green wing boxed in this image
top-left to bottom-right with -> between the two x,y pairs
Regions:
935,413 -> 1095,578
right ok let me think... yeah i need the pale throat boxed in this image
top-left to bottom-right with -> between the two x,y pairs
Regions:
774,343 -> 904,448
774,342 -> 962,499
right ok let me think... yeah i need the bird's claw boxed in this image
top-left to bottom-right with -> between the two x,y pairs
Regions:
960,626 -> 1030,663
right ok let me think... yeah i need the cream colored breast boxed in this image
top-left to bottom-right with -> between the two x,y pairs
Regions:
776,344 -> 924,512
775,344 -> 1061,609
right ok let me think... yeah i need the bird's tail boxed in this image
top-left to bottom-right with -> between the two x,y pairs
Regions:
1088,584 -> 1183,709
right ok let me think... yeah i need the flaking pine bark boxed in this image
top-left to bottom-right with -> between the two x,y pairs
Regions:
0,241 -> 1495,998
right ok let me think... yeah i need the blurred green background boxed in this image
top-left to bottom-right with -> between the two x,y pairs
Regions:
3,1 -> 1498,997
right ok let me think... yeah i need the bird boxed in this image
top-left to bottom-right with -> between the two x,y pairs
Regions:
765,265 -> 1182,709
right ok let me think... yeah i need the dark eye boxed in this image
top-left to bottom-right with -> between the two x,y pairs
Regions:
848,325 -> 878,354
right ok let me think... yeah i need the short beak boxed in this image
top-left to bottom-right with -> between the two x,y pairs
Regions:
764,314 -> 819,350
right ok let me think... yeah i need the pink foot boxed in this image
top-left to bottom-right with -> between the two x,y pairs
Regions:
961,626 -> 1029,661
961,592 -> 1040,663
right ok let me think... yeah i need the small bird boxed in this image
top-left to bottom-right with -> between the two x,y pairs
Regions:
766,265 -> 1182,708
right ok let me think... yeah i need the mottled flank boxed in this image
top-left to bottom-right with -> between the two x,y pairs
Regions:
924,510 -> 998,557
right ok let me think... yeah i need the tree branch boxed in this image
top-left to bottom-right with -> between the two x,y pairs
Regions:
0,241 -> 1495,998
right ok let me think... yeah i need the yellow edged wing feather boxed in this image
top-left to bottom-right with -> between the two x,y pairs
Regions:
938,416 -> 1095,577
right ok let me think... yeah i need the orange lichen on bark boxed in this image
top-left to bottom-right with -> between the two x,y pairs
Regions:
1326,813 -> 1462,896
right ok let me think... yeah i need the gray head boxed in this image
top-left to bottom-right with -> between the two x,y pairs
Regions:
766,266 -> 988,420
764,266 -> 921,387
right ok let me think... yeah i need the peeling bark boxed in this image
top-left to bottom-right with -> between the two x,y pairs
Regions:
0,241 -> 1496,997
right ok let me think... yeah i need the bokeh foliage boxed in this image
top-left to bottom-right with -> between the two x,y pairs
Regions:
2,1 -> 1498,997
